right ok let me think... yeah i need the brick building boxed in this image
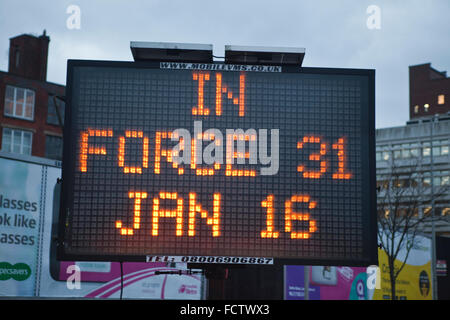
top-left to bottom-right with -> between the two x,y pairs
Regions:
0,31 -> 65,160
410,63 -> 450,119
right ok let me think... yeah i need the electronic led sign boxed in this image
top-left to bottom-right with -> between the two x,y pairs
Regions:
58,60 -> 376,266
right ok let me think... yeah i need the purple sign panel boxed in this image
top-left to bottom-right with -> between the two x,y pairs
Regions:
284,265 -> 368,300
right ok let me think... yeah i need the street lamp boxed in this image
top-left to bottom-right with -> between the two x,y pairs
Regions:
429,114 -> 438,300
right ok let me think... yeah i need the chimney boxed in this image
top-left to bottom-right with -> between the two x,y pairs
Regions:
8,30 -> 50,81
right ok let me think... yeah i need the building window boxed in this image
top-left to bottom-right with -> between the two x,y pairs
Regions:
47,95 -> 65,126
1,128 -> 32,155
432,143 -> 441,157
410,173 -> 419,187
45,135 -> 63,160
438,94 -> 445,105
401,143 -> 410,158
443,208 -> 450,216
392,144 -> 402,159
428,140 -> 450,157
414,105 -> 419,114
410,143 -> 420,157
422,142 -> 431,157
424,104 -> 430,112
433,176 -> 441,186
440,140 -> 449,156
4,85 -> 35,121
376,151 -> 381,161
441,171 -> 449,186
15,49 -> 20,68
423,207 -> 433,217
422,172 -> 431,187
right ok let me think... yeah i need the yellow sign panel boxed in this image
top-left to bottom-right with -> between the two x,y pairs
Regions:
372,240 -> 432,300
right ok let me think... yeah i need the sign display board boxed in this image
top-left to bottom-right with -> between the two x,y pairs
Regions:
58,60 -> 376,266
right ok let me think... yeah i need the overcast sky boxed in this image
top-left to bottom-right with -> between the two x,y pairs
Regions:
0,0 -> 449,128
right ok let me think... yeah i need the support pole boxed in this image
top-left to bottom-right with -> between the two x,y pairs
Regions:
205,266 -> 228,300
429,115 -> 438,300
304,265 -> 310,300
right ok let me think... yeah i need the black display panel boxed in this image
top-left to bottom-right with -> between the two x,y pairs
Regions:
58,60 -> 376,266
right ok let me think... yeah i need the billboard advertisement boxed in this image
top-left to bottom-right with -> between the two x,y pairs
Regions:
284,235 -> 432,300
372,234 -> 432,300
0,155 -> 42,296
0,152 -> 203,299
284,265 -> 369,300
